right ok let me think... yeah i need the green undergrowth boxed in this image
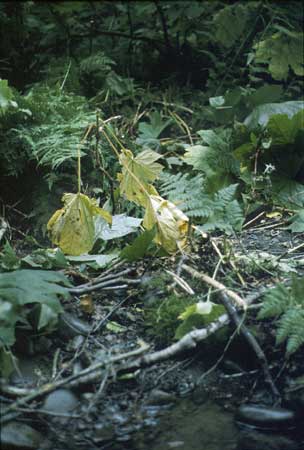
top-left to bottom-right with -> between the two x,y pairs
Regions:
1,0 -> 304,376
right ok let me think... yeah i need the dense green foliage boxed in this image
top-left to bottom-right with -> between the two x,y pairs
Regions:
0,1 -> 303,362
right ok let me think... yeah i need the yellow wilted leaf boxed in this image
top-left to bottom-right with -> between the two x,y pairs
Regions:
47,193 -> 112,256
143,195 -> 189,253
80,294 -> 94,314
266,211 -> 282,219
119,149 -> 163,205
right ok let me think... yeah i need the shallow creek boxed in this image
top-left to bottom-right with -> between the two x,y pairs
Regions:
132,399 -> 237,450
115,396 -> 303,450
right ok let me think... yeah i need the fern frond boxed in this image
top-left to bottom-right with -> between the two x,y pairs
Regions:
80,52 -> 115,75
258,284 -> 291,319
287,311 -> 304,354
11,87 -> 96,169
160,172 -> 204,201
214,184 -> 238,207
258,277 -> 304,355
159,172 -> 243,232
276,308 -> 299,344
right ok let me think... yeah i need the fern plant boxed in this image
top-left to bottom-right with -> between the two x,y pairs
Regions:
258,276 -> 304,355
159,172 -> 244,233
11,86 -> 96,170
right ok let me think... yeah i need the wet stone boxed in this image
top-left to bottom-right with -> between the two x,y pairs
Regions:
69,335 -> 85,351
43,389 -> 79,414
58,313 -> 91,339
236,404 -> 296,430
112,412 -> 129,425
93,422 -> 115,442
1,422 -> 43,449
147,389 -> 177,406
10,358 -> 40,388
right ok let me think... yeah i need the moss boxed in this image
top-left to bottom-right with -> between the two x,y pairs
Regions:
144,293 -> 196,346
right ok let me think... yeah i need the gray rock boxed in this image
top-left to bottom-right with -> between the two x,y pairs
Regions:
147,389 -> 177,406
236,404 -> 296,430
93,422 -> 115,443
10,358 -> 40,388
58,313 -> 91,339
43,389 -> 79,414
0,422 -> 43,449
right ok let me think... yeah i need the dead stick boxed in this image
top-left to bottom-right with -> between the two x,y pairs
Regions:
181,264 -> 247,309
1,291 -> 265,424
219,292 -> 280,400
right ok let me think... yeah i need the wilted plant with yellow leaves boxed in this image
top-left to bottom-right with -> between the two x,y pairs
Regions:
47,120 -> 189,256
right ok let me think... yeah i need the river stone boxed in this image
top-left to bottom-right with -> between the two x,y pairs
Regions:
58,313 -> 91,339
93,422 -> 115,443
1,422 -> 43,449
10,358 -> 40,387
235,404 -> 296,430
147,389 -> 177,405
43,389 -> 79,414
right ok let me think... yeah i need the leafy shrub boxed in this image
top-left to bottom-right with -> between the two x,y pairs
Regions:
0,270 -> 71,349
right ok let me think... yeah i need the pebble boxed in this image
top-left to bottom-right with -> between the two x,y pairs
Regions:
43,389 -> 79,414
1,422 -> 43,449
10,358 -> 39,388
93,422 -> 115,442
147,389 -> 177,406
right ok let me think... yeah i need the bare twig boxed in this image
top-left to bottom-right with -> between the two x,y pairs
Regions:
219,292 -> 280,401
166,269 -> 195,295
0,341 -> 150,424
1,288 -> 266,425
181,264 -> 247,310
69,277 -> 141,295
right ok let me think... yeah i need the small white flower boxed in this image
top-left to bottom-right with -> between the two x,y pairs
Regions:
264,163 -> 276,174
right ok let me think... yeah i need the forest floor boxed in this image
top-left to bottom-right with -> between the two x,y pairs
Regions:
1,217 -> 304,450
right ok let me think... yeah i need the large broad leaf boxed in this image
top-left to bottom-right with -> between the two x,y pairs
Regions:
47,193 -> 112,255
183,144 -> 214,175
120,229 -> 155,261
0,270 -> 71,346
143,195 -> 189,253
95,214 -> 142,241
137,111 -> 172,148
287,210 -> 304,233
254,31 -> 304,81
214,3 -> 252,48
66,253 -> 118,268
119,149 -> 163,205
272,179 -> 304,209
267,110 -> 304,146
244,101 -> 304,129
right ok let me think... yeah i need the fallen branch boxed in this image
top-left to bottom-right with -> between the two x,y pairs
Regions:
0,340 -> 150,425
219,291 -> 281,400
181,263 -> 247,309
69,277 -> 141,295
1,290 -> 264,425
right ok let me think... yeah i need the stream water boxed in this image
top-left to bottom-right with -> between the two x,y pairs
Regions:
118,397 -> 302,450
134,399 -> 238,450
